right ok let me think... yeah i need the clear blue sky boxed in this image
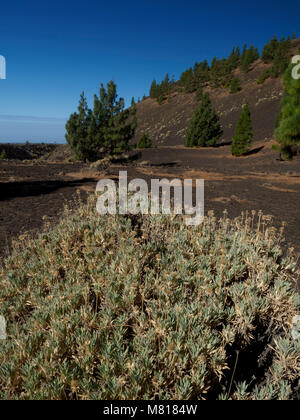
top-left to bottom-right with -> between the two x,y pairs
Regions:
0,0 -> 299,143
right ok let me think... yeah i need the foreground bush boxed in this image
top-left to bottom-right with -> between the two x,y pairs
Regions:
0,199 -> 299,400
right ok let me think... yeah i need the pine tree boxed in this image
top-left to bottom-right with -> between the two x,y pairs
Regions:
0,148 -> 7,159
185,93 -> 223,147
257,68 -> 271,84
157,95 -> 164,105
274,63 -> 300,159
195,86 -> 204,101
261,35 -> 292,77
131,97 -> 136,107
161,73 -> 170,92
231,104 -> 253,156
240,44 -> 248,64
66,82 -> 137,161
210,57 -> 231,88
270,38 -> 292,77
150,79 -> 158,98
95,80 -> 136,155
227,47 -> 241,71
240,46 -> 259,73
229,77 -> 242,93
262,36 -> 279,63
65,92 -> 95,161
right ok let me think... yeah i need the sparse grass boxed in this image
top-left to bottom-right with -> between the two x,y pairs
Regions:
0,197 -> 299,400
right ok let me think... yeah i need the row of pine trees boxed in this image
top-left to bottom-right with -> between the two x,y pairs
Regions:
184,56 -> 300,158
149,34 -> 296,103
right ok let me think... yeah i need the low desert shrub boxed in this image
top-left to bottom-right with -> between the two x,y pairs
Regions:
0,199 -> 299,400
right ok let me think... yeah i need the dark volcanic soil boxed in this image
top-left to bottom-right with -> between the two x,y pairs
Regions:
1,142 -> 300,292
0,160 -> 96,260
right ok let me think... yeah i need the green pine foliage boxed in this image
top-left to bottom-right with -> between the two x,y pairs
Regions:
257,68 -> 271,84
149,35 -> 294,95
97,81 -> 137,155
195,87 -> 204,101
137,133 -> 152,149
0,148 -> 7,159
157,95 -> 164,105
262,36 -> 280,63
261,35 -> 290,63
180,68 -> 195,93
274,62 -> 300,159
149,74 -> 175,101
231,104 -> 253,156
210,57 -> 232,88
185,93 -> 223,147
227,47 -> 241,71
179,61 -> 210,93
193,60 -> 210,86
65,82 -> 137,162
240,45 -> 260,73
229,77 -> 242,94
65,92 -> 95,162
261,35 -> 293,78
270,39 -> 292,77
150,79 -> 158,98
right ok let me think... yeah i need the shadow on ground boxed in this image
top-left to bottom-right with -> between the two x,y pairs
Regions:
0,178 -> 96,201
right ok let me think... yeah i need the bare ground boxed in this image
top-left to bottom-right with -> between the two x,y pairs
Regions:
1,142 -> 299,293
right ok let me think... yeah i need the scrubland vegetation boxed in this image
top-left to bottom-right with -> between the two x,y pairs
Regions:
0,197 -> 299,400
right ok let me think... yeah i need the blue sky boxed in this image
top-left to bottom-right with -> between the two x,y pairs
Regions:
0,0 -> 299,143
